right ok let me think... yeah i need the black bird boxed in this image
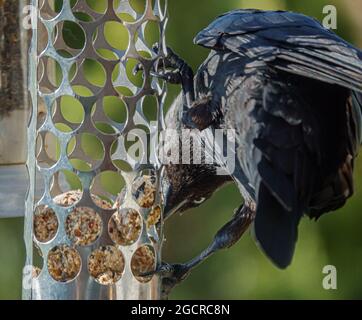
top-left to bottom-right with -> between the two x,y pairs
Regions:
150,9 -> 362,297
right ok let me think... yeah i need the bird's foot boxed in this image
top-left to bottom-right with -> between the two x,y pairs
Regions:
133,44 -> 187,84
134,44 -> 195,106
150,69 -> 183,85
141,204 -> 255,299
142,262 -> 191,299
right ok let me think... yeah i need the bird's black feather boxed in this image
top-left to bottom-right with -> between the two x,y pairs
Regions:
195,10 -> 362,92
165,9 -> 362,268
254,182 -> 302,269
204,46 -> 359,266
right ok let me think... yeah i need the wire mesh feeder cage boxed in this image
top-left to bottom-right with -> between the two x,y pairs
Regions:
24,0 -> 168,300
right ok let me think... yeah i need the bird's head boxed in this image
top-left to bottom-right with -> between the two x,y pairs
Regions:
160,93 -> 231,219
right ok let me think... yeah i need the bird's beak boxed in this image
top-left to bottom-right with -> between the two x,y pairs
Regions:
161,171 -> 186,221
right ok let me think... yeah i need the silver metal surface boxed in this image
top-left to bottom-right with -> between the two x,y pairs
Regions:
24,0 -> 168,300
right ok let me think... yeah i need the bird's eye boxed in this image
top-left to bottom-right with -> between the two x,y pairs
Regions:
193,197 -> 206,205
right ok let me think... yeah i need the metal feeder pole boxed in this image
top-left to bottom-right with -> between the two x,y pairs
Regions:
24,0 -> 168,300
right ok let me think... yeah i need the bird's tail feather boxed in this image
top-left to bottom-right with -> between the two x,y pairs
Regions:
253,182 -> 303,269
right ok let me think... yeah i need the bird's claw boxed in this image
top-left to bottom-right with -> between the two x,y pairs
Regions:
152,43 -> 160,55
140,262 -> 174,277
150,70 -> 182,85
132,63 -> 143,76
142,262 -> 191,299
133,43 -> 161,75
133,43 -> 180,82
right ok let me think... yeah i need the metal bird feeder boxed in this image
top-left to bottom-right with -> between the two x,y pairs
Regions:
23,0 -> 168,300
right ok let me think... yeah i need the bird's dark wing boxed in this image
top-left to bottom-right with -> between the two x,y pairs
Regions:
227,72 -> 312,268
225,67 -> 357,268
194,9 -> 362,93
193,9 -> 362,268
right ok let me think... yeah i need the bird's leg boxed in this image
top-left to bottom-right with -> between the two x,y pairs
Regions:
145,203 -> 255,299
182,96 -> 220,131
148,44 -> 195,108
149,45 -> 220,131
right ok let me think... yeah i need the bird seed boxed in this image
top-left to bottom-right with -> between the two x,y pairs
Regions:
108,209 -> 142,246
131,245 -> 156,283
88,246 -> 125,285
47,245 -> 81,282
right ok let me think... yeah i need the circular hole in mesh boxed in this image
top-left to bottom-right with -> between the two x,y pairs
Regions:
90,171 -> 126,207
82,58 -> 107,88
129,0 -> 151,14
108,208 -> 142,246
142,95 -> 158,123
38,56 -> 63,94
113,59 -> 144,97
91,104 -> 115,136
32,242 -> 43,279
103,96 -> 128,124
138,50 -> 153,60
124,124 -> 150,164
103,21 -> 129,51
54,20 -> 85,55
36,131 -> 61,168
73,11 -> 94,22
137,20 -> 160,57
92,96 -> 128,134
132,171 -> 157,208
72,85 -> 94,97
47,245 -> 81,282
85,0 -> 108,14
50,170 -> 83,207
110,135 -> 150,171
59,130 -> 77,158
96,48 -> 119,61
113,0 -> 137,22
33,205 -> 58,243
52,95 -> 85,131
147,205 -> 161,229
68,133 -> 105,172
131,245 -> 156,283
92,193 -> 114,210
94,122 -> 117,135
55,123 -> 75,135
114,86 -> 136,98
88,246 -> 125,285
112,159 -> 133,172
40,0 -> 63,20
92,28 -> 119,61
53,57 -> 78,81
65,207 -> 102,246
56,47 -> 80,66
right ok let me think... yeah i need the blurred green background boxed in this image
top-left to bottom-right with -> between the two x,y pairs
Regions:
1,0 -> 362,299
